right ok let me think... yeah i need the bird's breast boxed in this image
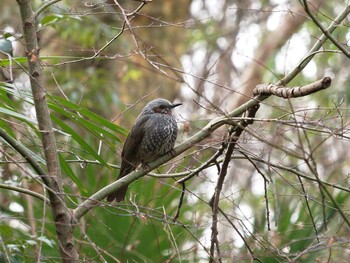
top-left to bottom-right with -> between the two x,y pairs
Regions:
139,115 -> 178,162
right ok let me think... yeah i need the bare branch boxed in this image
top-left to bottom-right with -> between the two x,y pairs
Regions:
95,0 -> 149,58
253,77 -> 331,98
0,127 -> 47,180
0,234 -> 11,263
172,182 -> 185,222
280,4 -> 350,85
35,0 -> 62,17
0,182 -> 49,203
176,140 -> 227,184
302,0 -> 350,58
240,151 -> 271,231
37,187 -> 48,263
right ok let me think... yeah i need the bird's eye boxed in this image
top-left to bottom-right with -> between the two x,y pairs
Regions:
159,105 -> 165,109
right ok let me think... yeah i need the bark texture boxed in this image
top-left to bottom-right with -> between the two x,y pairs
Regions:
16,0 -> 79,261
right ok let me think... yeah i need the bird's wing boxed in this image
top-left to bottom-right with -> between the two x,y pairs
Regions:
120,114 -> 150,172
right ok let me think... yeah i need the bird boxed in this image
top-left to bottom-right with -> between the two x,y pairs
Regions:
107,98 -> 182,202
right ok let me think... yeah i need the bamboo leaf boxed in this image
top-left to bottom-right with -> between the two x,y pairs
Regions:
0,106 -> 37,125
49,103 -> 122,142
0,56 -> 86,67
50,95 -> 127,135
58,154 -> 87,194
51,115 -> 109,167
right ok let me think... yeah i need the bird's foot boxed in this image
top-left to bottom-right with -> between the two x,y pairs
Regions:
141,161 -> 151,171
168,148 -> 177,157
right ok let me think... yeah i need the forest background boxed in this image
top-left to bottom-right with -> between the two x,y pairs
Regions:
1,0 -> 350,262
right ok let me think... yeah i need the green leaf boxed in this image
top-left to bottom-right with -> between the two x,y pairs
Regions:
50,95 -> 127,136
41,14 -> 82,27
51,115 -> 109,167
0,57 -> 27,67
36,236 -> 56,248
74,115 -> 121,142
49,102 -> 121,142
3,32 -> 14,39
0,106 -> 37,125
59,154 -> 87,194
0,84 -> 15,107
41,14 -> 64,26
79,107 -> 128,135
0,56 -> 86,67
0,119 -> 15,137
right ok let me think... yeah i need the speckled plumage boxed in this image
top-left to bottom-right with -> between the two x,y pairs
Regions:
107,98 -> 181,202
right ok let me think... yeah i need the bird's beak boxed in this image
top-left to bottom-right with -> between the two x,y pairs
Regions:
171,102 -> 182,108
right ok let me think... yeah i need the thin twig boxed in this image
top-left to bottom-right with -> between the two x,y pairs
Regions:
296,175 -> 320,242
279,4 -> 350,86
176,140 -> 227,184
0,127 -> 47,181
0,234 -> 11,263
240,151 -> 271,231
37,187 -> 47,263
35,0 -> 62,17
302,0 -> 350,58
218,207 -> 257,261
288,100 -> 321,240
0,182 -> 48,203
172,182 -> 185,221
92,0 -> 148,59
114,0 -> 171,77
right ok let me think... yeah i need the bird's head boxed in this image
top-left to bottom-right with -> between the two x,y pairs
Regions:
143,98 -> 182,115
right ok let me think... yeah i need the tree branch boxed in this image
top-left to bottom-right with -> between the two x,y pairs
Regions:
35,0 -> 62,17
0,127 -> 47,180
302,0 -> 350,58
16,0 -> 78,261
0,182 -> 49,203
253,77 -> 331,98
280,3 -> 350,86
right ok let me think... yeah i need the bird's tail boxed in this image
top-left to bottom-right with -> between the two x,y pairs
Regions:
106,164 -> 135,202
106,185 -> 128,202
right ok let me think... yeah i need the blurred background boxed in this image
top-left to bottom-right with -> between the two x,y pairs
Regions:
1,0 -> 350,262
